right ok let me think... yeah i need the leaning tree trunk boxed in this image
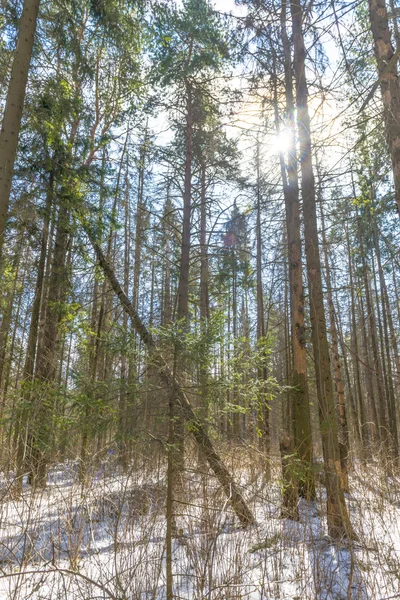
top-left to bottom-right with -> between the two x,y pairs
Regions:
0,0 -> 41,258
80,219 -> 255,528
291,0 -> 356,539
368,0 -> 400,217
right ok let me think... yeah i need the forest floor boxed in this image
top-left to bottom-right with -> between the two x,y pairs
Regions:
0,451 -> 399,600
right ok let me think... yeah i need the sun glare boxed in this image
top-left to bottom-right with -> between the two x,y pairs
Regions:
275,129 -> 292,153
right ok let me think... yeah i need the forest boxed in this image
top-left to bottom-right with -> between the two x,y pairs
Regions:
0,0 -> 400,597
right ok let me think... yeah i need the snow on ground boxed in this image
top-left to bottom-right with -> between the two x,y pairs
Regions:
0,457 -> 400,600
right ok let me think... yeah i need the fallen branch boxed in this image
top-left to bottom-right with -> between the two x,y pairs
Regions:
0,567 -> 118,599
81,217 -> 255,528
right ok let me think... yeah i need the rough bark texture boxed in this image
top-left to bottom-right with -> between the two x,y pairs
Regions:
199,159 -> 209,434
278,0 -> 315,499
13,174 -> 53,493
320,202 -> 349,490
368,0 -> 400,217
26,201 -> 69,487
177,81 -> 193,322
199,160 -> 209,324
291,0 -> 356,539
255,142 -> 271,476
346,226 -> 367,449
356,208 -> 390,451
0,0 -> 40,256
373,220 -> 399,452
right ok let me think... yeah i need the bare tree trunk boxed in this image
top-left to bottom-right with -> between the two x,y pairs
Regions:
0,0 -> 40,257
346,225 -> 367,450
177,81 -> 193,322
335,306 -> 362,453
291,0 -> 356,539
320,201 -> 349,490
13,173 -> 53,493
174,80 -> 194,478
162,195 -> 173,326
117,168 -> 131,470
232,252 -> 240,439
255,141 -> 270,477
356,208 -> 389,452
132,140 -> 146,313
199,158 -> 209,437
0,239 -> 23,394
277,1 -> 315,502
27,198 -> 69,487
199,159 -> 209,325
368,0 -> 400,217
373,251 -> 398,456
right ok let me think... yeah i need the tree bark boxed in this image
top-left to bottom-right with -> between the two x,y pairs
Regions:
13,173 -> 53,493
346,225 -> 367,450
177,80 -> 193,322
368,0 -> 400,217
198,158 -> 210,440
372,226 -> 399,454
277,1 -> 315,500
291,0 -> 356,539
0,0 -> 41,257
320,201 -> 349,490
26,198 -> 69,487
255,141 -> 271,477
356,208 -> 390,452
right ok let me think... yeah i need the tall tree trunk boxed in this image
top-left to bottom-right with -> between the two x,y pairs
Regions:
0,0 -> 41,257
177,81 -> 193,323
232,251 -> 240,438
0,238 -> 23,394
13,173 -> 53,493
346,225 -> 369,449
335,306 -> 362,453
174,79 -> 194,481
372,240 -> 398,454
291,0 -> 355,539
162,196 -> 173,326
368,0 -> 400,217
320,201 -> 349,490
255,142 -> 270,476
277,1 -> 315,502
132,140 -> 146,313
118,168 -> 131,470
199,158 -> 209,434
23,173 -> 53,383
27,197 -> 69,487
356,208 -> 389,452
199,159 -> 209,325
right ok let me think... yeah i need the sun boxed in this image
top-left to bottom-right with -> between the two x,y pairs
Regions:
274,128 -> 293,153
